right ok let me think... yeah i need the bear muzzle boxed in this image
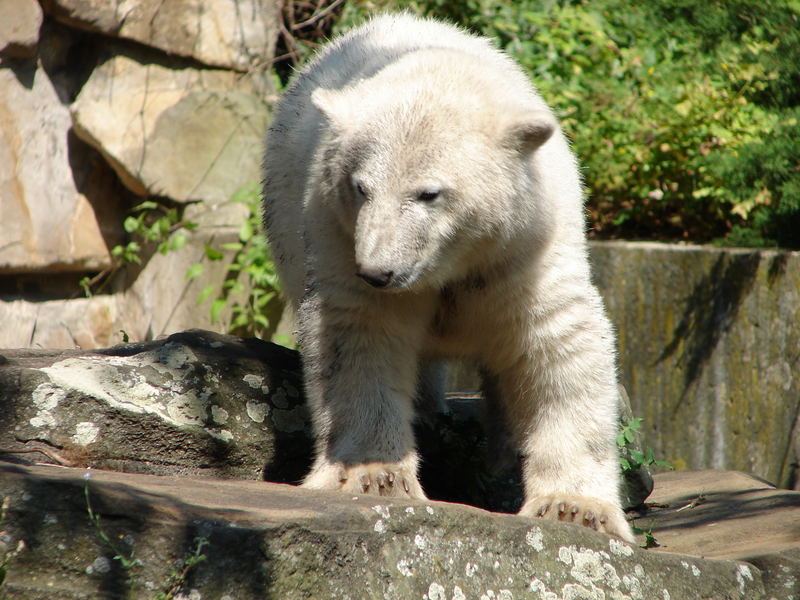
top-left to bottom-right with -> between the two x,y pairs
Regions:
355,265 -> 395,288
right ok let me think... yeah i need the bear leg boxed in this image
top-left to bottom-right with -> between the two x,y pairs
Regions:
297,295 -> 429,499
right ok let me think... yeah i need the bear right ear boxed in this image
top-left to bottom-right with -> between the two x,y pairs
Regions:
503,110 -> 557,155
311,88 -> 351,130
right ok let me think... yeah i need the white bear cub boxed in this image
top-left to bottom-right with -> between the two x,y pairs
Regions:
263,14 -> 633,541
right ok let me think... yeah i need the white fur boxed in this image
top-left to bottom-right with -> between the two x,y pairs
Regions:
263,14 -> 633,541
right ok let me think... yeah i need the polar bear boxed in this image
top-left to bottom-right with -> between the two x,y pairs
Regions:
262,14 -> 633,541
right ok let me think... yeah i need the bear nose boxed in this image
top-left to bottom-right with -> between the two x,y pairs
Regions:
356,266 -> 394,288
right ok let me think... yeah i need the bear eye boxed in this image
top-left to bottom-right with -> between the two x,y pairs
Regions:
417,188 -> 442,203
351,177 -> 369,199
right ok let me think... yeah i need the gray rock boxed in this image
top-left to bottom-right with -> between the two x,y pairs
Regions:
0,0 -> 42,58
44,0 -> 281,71
0,462 -> 775,600
0,330 -> 311,482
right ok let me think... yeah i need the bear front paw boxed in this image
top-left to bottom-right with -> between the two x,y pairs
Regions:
303,460 -> 426,499
520,494 -> 634,542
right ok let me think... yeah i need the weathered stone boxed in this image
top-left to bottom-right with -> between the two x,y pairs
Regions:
0,330 -> 310,482
71,54 -> 271,202
0,296 -> 116,349
0,0 -> 42,58
0,329 -> 651,513
589,242 -> 800,489
0,200 -> 248,349
0,462 -> 773,600
44,0 -> 281,71
0,63 -> 110,273
639,469 -> 800,599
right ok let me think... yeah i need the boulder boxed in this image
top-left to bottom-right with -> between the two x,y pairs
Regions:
70,54 -> 272,202
0,0 -> 42,58
0,330 -> 311,482
43,0 -> 281,71
0,462 -> 780,600
0,329 -> 650,513
0,296 -> 116,349
0,62 -> 110,273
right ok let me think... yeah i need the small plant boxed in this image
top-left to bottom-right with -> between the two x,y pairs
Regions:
154,536 -> 209,600
80,201 -> 198,297
191,183 -> 283,340
83,473 -> 139,570
617,418 -> 673,473
632,520 -> 661,549
0,497 -> 26,590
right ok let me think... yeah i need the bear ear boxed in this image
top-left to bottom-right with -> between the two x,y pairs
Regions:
503,110 -> 557,155
311,87 -> 351,129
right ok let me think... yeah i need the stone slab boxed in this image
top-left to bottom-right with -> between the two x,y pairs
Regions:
71,54 -> 271,202
44,0 -> 280,71
0,62 -> 110,273
0,0 -> 42,58
0,462 -> 770,600
644,469 -> 800,599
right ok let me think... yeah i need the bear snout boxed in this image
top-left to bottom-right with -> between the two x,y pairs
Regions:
355,265 -> 395,288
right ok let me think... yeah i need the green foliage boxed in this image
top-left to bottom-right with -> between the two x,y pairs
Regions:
154,537 -> 209,600
336,0 -> 800,248
81,201 -> 198,297
632,520 -> 661,549
84,475 -> 140,570
616,418 -> 672,473
191,183 -> 283,340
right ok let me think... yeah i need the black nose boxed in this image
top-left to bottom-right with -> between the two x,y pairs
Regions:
356,267 -> 394,288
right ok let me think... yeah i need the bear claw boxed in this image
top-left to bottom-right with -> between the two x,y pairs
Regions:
520,494 -> 633,542
304,460 -> 426,499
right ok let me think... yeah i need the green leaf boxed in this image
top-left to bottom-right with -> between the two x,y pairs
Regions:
132,200 -> 159,212
123,216 -> 140,233
204,244 -> 224,261
185,263 -> 204,280
196,284 -> 216,305
210,298 -> 227,323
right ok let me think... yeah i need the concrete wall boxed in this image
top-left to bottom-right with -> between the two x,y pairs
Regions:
590,241 -> 800,488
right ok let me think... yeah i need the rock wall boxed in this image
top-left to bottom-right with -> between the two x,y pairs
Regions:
0,0 -> 280,345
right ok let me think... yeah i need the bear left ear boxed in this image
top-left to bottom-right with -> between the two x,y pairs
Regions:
503,110 -> 557,155
311,87 -> 351,130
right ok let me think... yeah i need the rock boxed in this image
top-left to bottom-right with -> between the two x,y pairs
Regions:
0,461 -> 775,600
44,0 -> 281,71
0,296 -> 116,349
637,469 -> 800,599
0,200 -> 250,349
0,0 -> 42,58
0,62 -> 110,273
0,329 -> 651,512
0,330 -> 311,482
71,54 -> 272,202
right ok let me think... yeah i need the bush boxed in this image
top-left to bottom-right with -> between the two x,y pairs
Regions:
332,0 -> 800,248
